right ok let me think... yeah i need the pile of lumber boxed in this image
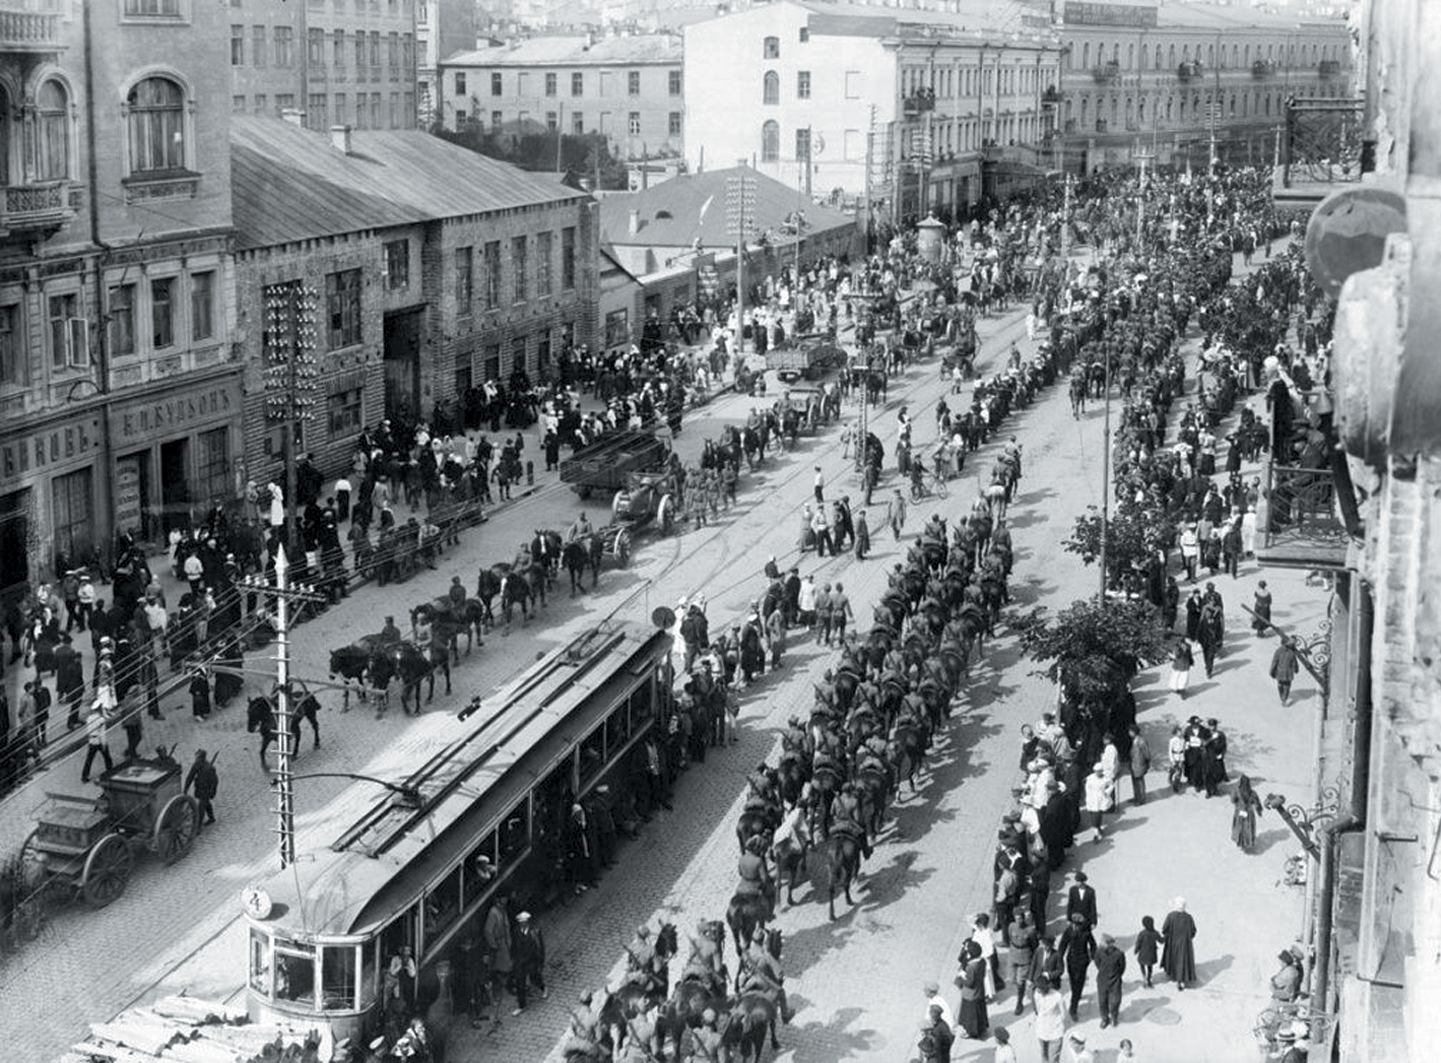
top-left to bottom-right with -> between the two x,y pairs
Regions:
59,997 -> 327,1063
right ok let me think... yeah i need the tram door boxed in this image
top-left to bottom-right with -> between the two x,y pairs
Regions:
535,759 -> 577,867
379,904 -> 418,983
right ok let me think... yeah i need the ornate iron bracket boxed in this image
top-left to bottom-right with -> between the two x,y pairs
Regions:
1265,785 -> 1340,859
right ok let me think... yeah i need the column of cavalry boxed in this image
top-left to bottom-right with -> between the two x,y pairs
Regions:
563,335 -> 1085,1063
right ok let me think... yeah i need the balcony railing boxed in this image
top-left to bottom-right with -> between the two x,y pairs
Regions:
1257,461 -> 1353,569
1,179 -> 79,232
0,9 -> 63,53
1275,97 -> 1367,203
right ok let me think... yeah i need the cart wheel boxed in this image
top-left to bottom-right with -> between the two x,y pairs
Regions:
156,793 -> 201,865
611,490 -> 624,521
615,528 -> 632,568
81,834 -> 135,909
659,495 -> 674,536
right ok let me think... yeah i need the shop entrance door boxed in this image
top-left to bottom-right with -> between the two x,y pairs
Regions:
383,309 -> 423,423
160,439 -> 190,535
0,488 -> 30,599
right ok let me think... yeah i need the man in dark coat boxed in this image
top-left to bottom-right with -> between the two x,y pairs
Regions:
1065,871 -> 1098,929
511,911 -> 547,1013
1160,897 -> 1198,989
1092,932 -> 1127,1028
1058,914 -> 1096,1020
183,749 -> 219,826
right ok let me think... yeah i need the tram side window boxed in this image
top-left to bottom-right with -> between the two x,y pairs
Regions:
605,701 -> 632,752
629,679 -> 656,731
249,928 -> 272,996
321,945 -> 358,1011
579,723 -> 605,786
426,865 -> 463,941
274,942 -> 316,1005
498,800 -> 529,870
464,831 -> 498,908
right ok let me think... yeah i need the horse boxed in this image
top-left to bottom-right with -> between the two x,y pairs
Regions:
891,719 -> 929,794
474,568 -> 503,630
1069,372 -> 1088,417
246,689 -> 321,771
492,564 -> 535,627
733,991 -> 781,1061
562,538 -> 591,596
771,808 -> 813,907
383,640 -> 452,714
600,923 -> 678,1051
810,831 -> 862,921
726,889 -> 773,957
328,643 -> 371,711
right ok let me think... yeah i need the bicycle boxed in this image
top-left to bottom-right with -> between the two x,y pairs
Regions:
909,469 -> 949,502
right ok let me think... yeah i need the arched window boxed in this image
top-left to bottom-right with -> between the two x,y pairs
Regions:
1166,96 -> 1173,121
1112,42 -> 1119,62
127,75 -> 186,173
1264,94 -> 1270,116
37,79 -> 70,181
1124,96 -> 1133,127
1127,43 -> 1134,69
763,36 -> 779,59
1232,44 -> 1239,67
1079,97 -> 1088,126
1168,44 -> 1175,68
1244,44 -> 1251,65
761,119 -> 779,162
1082,42 -> 1090,68
1207,44 -> 1214,66
762,70 -> 779,105
1110,96 -> 1118,125
1178,96 -> 1185,122
1229,92 -> 1237,116
1241,93 -> 1248,117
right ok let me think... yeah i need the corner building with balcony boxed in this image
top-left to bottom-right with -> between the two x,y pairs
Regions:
683,0 -> 1062,225
229,116 -> 598,491
1053,1 -> 1350,173
0,0 -> 239,601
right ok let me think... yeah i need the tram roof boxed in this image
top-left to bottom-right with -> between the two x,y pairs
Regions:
250,619 -> 670,939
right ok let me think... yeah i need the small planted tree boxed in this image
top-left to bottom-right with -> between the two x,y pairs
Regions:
1013,597 -> 1173,705
1064,504 -> 1175,591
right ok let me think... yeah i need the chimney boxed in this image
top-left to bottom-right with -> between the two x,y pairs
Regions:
628,209 -> 641,236
330,124 -> 353,154
281,107 -> 305,126
584,29 -> 595,49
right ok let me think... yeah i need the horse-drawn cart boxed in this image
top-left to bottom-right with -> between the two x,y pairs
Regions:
612,469 -> 680,537
559,431 -> 669,499
21,758 -> 200,908
766,335 -> 846,383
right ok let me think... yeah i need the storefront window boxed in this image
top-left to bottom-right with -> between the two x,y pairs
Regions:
52,468 -> 93,565
194,427 -> 230,507
321,945 -> 358,1010
274,941 -> 316,1005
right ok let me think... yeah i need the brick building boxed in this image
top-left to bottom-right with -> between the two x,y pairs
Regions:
0,0 -> 239,598
227,0 -> 419,131
439,32 -> 685,162
229,115 -> 598,486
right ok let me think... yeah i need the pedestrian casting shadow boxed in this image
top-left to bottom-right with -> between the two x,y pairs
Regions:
1121,994 -> 1177,1024
1249,827 -> 1293,856
786,1005 -> 879,1063
853,848 -> 938,912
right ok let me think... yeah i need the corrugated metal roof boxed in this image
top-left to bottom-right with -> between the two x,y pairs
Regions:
598,166 -> 856,250
230,116 -> 588,250
444,32 -> 681,67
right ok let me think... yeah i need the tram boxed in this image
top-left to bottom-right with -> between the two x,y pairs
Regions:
242,618 -> 675,1042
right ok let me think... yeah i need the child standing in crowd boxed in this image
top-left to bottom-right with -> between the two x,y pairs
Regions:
1134,916 -> 1162,988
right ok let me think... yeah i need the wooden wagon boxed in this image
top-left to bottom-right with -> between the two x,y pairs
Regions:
21,758 -> 200,908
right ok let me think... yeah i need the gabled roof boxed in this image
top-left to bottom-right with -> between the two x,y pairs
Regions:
230,116 -> 588,250
598,166 -> 855,251
443,32 -> 681,68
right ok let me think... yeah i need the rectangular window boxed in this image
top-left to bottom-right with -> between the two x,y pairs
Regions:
0,305 -> 21,385
308,27 -> 325,67
108,284 -> 135,357
668,111 -> 682,136
276,93 -> 295,116
232,95 -> 246,114
546,111 -> 557,131
384,239 -> 409,289
795,127 -> 811,160
571,72 -> 583,96
371,93 -> 381,126
491,110 -> 502,132
328,388 -> 363,437
799,26 -> 809,42
491,72 -> 502,96
151,277 -> 174,349
253,25 -> 267,66
483,241 -> 501,308
356,99 -> 370,128
231,24 -> 244,65
628,112 -> 640,135
388,32 -> 400,75
326,268 -> 362,349
194,427 -> 230,505
545,72 -> 557,96
308,93 -> 328,130
455,72 -> 466,96
355,31 -> 367,71
125,0 -> 181,14
668,70 -> 682,96
561,226 -> 576,291
455,246 -> 473,310
536,231 -> 552,296
275,26 -> 293,67
333,29 -> 346,68
605,308 -> 628,349
403,92 -> 413,123
511,236 -> 527,302
454,109 -> 466,127
48,293 -> 85,369
797,70 -> 811,98
571,112 -> 584,135
510,335 -> 527,374
628,70 -> 640,96
845,70 -> 861,98
334,93 -> 347,125
191,271 -> 215,342
402,34 -> 414,72
52,468 -> 94,566
369,32 -> 381,76
389,93 -> 399,127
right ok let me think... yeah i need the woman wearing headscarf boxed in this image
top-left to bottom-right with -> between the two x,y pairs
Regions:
1160,898 -> 1198,990
1231,774 -> 1264,852
954,939 -> 989,1039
